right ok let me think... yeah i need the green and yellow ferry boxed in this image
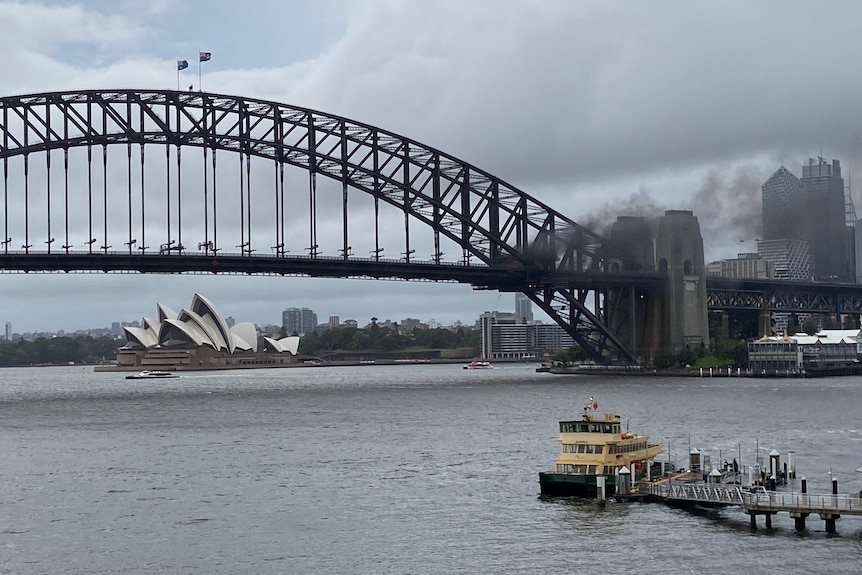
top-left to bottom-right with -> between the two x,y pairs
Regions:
539,398 -> 664,498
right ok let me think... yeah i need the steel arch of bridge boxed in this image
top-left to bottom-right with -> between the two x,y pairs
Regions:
0,89 -> 644,363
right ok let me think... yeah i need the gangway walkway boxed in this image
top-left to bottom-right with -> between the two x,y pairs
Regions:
643,481 -> 862,533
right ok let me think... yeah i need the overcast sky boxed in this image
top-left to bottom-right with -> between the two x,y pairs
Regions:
2,0 -> 862,333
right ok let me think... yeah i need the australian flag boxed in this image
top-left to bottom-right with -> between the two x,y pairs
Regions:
177,59 -> 189,71
199,51 -> 212,62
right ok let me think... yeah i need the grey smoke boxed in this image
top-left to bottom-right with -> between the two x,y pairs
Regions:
578,166 -> 766,258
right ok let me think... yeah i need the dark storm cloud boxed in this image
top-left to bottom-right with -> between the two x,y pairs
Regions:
3,0 -> 862,331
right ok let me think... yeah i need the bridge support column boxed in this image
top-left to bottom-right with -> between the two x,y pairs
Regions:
822,515 -> 838,534
764,513 -> 773,530
749,513 -> 757,531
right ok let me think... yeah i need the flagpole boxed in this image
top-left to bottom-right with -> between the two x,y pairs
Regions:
177,66 -> 180,91
199,59 -> 202,92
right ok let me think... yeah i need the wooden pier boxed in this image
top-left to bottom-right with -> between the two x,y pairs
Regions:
639,480 -> 862,533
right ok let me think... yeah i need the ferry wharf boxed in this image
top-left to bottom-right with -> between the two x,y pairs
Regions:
625,477 -> 862,534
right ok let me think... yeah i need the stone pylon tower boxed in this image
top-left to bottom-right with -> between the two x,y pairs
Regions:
605,216 -> 664,361
654,210 -> 710,354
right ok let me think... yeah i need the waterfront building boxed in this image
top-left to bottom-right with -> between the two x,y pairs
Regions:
115,293 -> 301,370
282,307 -> 318,336
479,312 -> 575,359
748,329 -> 860,375
533,323 -> 574,351
479,312 -> 529,360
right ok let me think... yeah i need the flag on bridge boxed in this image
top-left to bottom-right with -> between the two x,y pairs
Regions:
199,51 -> 212,62
177,59 -> 189,71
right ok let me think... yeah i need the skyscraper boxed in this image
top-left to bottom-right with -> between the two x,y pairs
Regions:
514,293 -> 533,323
758,161 -> 852,282
801,157 -> 848,280
761,167 -> 805,242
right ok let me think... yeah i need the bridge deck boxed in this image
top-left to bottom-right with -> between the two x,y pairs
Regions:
645,481 -> 862,516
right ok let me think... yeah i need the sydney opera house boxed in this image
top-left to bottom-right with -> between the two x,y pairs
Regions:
110,293 -> 301,371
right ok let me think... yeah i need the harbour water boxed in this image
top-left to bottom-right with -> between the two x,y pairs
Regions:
1,364 -> 861,574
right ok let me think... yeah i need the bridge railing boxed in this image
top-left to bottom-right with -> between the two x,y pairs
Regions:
648,481 -> 862,512
648,482 -> 744,504
740,491 -> 862,512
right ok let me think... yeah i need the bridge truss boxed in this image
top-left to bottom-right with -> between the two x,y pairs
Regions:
0,89 -> 646,362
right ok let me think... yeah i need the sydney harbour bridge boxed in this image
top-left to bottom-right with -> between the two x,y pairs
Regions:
1,89 -> 861,364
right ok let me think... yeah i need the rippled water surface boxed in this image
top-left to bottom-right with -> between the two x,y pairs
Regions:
2,364 -> 861,574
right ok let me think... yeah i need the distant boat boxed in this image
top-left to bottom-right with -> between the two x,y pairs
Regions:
463,360 -> 493,370
125,370 -> 179,380
856,466 -> 862,473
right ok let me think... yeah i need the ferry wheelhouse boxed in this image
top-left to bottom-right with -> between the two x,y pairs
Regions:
539,398 -> 664,498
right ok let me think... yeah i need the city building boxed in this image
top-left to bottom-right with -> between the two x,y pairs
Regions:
706,253 -> 774,279
479,312 -> 529,359
801,158 -> 850,280
761,166 -> 805,242
533,323 -> 574,351
756,240 -> 810,280
760,158 -> 854,282
479,312 -> 575,359
398,318 -> 425,333
282,307 -> 318,336
515,293 -> 534,323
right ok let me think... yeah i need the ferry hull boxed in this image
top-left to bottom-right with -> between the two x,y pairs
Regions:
538,472 -> 616,498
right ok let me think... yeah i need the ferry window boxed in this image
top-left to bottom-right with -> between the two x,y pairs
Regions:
578,424 -> 589,432
577,444 -> 586,453
594,446 -> 603,454
602,424 -> 612,433
588,465 -> 597,474
585,445 -> 594,454
589,424 -> 600,432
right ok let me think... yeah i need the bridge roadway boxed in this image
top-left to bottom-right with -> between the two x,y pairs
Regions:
0,250 -> 667,292
4,250 -> 862,316
643,480 -> 862,533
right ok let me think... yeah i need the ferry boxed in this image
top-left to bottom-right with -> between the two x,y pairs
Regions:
125,370 -> 179,380
539,397 -> 664,498
463,360 -> 493,369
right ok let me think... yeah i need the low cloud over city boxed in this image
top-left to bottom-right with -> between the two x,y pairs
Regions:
2,0 -> 862,331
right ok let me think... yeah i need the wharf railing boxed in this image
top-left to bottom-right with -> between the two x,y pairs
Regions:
646,482 -> 862,516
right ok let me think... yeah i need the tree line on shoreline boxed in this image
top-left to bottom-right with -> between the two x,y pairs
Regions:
0,336 -> 123,366
297,324 -> 480,355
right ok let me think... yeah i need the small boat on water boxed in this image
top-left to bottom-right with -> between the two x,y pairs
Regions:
539,397 -> 665,498
125,370 -> 179,380
463,360 -> 493,369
